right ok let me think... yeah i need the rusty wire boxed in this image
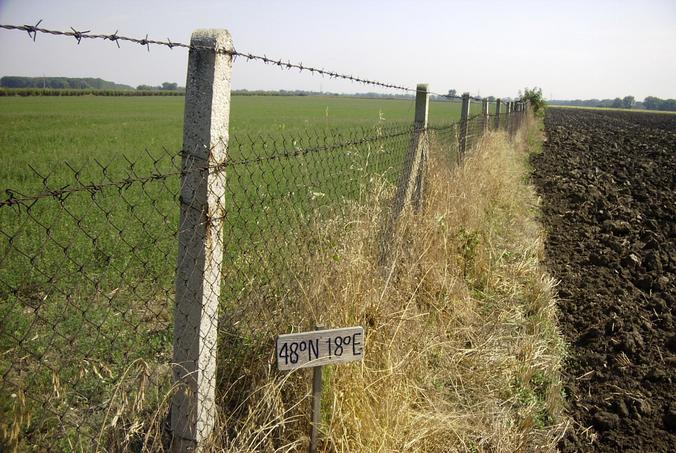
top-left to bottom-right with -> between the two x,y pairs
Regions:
0,21 -> 416,92
0,124 -> 417,210
0,22 -> 514,99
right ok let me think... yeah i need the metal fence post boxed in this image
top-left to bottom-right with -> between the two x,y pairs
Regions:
172,28 -> 233,452
481,98 -> 489,135
459,92 -> 471,157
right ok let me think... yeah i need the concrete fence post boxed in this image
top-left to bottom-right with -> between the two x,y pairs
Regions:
517,102 -> 521,127
459,92 -> 471,157
481,98 -> 489,135
495,98 -> 501,130
172,28 -> 233,452
412,84 -> 430,211
381,83 -> 429,267
393,83 -> 429,216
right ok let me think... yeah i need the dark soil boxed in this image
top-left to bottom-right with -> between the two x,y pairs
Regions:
531,108 -> 676,452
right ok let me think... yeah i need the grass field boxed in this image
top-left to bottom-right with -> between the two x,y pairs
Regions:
0,95 -> 484,191
0,94 -> 488,449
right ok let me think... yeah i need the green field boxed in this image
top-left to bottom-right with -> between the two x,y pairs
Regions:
0,95 -> 482,190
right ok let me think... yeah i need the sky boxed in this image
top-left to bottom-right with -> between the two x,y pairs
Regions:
0,0 -> 675,100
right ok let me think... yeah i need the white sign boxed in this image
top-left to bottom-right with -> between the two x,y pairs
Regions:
276,326 -> 364,371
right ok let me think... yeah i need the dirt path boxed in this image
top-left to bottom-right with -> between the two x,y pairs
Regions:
531,108 -> 676,452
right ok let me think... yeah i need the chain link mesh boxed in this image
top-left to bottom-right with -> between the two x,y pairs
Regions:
0,108 -> 525,449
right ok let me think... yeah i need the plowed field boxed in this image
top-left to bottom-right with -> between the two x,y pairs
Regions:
532,108 -> 676,452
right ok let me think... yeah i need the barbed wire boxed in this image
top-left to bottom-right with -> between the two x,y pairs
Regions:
0,22 -> 515,100
0,103 -> 529,211
0,122 -> 420,209
0,170 -> 181,208
0,21 -> 416,92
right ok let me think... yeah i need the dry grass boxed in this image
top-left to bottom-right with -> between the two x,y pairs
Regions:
197,116 -> 568,452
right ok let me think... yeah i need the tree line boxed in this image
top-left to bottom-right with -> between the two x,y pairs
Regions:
549,95 -> 676,112
0,89 -> 185,97
1,77 -> 184,92
1,76 -> 134,90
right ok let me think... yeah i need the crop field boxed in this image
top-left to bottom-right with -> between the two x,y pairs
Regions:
551,105 -> 676,115
0,95 -> 482,188
0,94 -> 488,448
532,108 -> 676,451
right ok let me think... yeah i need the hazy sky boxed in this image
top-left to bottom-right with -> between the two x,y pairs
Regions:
1,0 -> 675,100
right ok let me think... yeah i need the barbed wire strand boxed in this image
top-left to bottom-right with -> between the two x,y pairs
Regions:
0,22 -> 517,100
0,123 -> 427,209
0,22 -> 415,92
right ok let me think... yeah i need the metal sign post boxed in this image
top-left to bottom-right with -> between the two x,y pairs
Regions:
276,326 -> 365,453
309,325 -> 325,453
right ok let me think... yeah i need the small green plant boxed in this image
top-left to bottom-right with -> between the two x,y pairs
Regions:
522,87 -> 546,114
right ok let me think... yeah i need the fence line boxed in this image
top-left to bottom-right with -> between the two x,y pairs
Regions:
0,24 -> 528,452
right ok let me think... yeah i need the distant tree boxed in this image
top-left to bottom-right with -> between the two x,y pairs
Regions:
660,99 -> 676,111
1,76 -> 132,90
50,79 -> 68,89
644,96 -> 661,110
522,87 -> 545,113
611,97 -> 623,108
622,96 -> 635,109
161,82 -> 178,90
1,76 -> 31,88
487,96 -> 496,102
447,89 -> 457,97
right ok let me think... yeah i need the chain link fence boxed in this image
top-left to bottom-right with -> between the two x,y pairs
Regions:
0,23 -> 527,451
